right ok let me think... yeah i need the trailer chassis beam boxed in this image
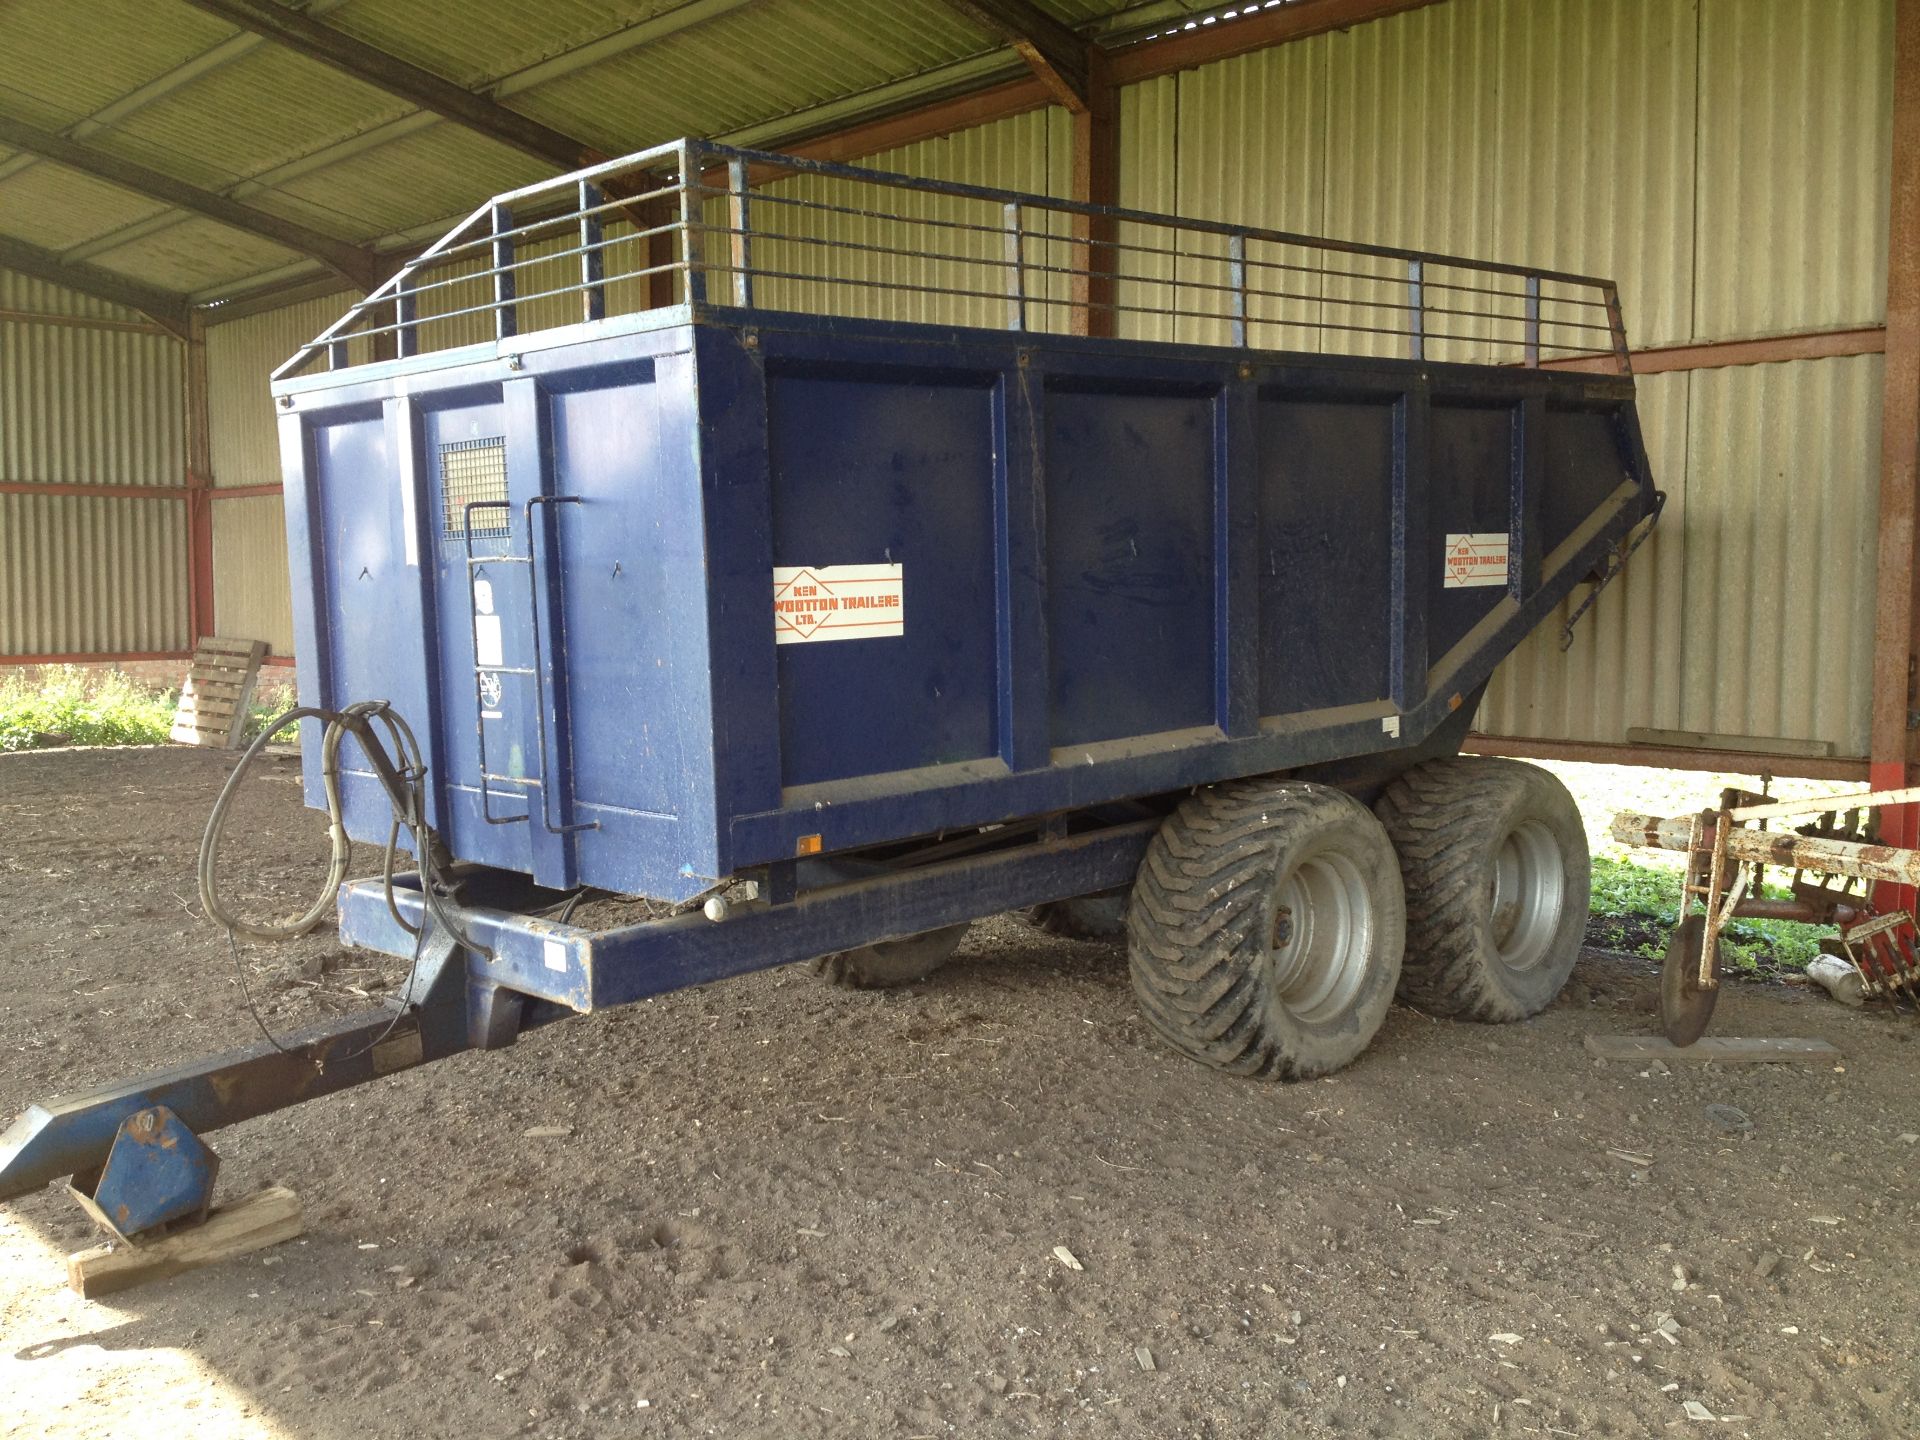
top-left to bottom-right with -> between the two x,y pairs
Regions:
339,817 -> 1160,1012
1,817 -> 1157,1202
0,930 -> 475,1202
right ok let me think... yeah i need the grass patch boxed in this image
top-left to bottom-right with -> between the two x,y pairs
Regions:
0,666 -> 177,751
1587,854 -> 1826,974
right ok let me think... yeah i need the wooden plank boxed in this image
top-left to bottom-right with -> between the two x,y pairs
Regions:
1626,726 -> 1837,759
67,1186 -> 303,1298
1583,1035 -> 1842,1066
169,726 -> 232,744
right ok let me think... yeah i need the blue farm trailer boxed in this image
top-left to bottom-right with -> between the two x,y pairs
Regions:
2,140 -> 1658,1224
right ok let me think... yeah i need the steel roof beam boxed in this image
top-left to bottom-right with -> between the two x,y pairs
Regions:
937,0 -> 1095,111
0,234 -> 192,338
0,112 -> 380,289
176,0 -> 604,172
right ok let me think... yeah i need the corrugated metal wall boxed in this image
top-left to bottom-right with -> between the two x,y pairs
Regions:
0,270 -> 189,654
207,290 -> 361,491
1144,0 -> 1892,759
210,494 -> 295,655
1481,0 -> 1892,757
0,492 -> 189,654
204,290 -> 363,656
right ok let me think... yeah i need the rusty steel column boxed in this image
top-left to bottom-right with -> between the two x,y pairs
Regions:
1071,49 -> 1117,339
1873,0 -> 1920,905
184,310 -> 215,646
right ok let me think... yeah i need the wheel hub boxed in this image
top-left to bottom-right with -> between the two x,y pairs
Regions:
1269,852 -> 1373,1024
1488,820 -> 1566,972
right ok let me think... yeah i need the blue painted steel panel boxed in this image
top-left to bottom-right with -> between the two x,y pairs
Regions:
1542,405 -> 1633,559
765,367 -> 1002,785
1425,402 -> 1516,663
1255,393 -> 1398,717
272,309 -> 1655,899
1044,386 -> 1217,749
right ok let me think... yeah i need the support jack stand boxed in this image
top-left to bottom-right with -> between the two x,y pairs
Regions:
61,1105 -> 303,1299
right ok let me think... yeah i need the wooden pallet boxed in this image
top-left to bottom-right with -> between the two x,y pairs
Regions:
170,637 -> 267,749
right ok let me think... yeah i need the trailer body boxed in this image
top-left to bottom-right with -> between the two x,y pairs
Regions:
0,138 -> 1658,1204
275,144 -> 1652,928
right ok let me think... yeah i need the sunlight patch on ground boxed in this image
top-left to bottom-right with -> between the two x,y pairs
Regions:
0,1208 -> 286,1440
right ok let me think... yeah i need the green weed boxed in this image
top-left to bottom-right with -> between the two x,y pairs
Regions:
0,666 -> 177,751
1587,854 -> 1825,973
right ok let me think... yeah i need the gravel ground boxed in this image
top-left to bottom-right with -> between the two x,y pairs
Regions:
3,746 -> 1918,1440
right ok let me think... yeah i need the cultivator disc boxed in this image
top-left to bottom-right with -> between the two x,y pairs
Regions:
1659,915 -> 1717,1046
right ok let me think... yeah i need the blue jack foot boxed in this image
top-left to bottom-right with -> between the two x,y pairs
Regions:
69,1105 -> 219,1242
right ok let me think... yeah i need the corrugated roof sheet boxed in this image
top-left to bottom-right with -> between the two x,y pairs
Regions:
85,45 -> 418,196
0,0 -> 229,127
268,125 -> 552,243
0,162 -> 170,250
514,0 -> 995,151
0,0 -> 1167,303
323,0 -> 690,91
85,215 -> 304,293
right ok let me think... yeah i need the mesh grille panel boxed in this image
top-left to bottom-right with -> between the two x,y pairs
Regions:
441,436 -> 507,538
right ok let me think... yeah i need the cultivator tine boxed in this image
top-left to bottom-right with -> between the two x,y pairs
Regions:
1840,910 -> 1920,1008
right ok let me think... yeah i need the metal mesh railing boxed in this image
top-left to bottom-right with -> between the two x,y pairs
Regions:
277,137 -> 1632,381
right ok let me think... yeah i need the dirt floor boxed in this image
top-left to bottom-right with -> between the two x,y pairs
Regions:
3,746 -> 1919,1440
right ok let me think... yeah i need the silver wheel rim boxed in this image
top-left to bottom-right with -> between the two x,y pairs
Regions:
1490,820 -> 1565,972
1268,850 -> 1374,1024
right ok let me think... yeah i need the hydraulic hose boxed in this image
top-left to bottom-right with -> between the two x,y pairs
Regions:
198,700 -> 486,956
